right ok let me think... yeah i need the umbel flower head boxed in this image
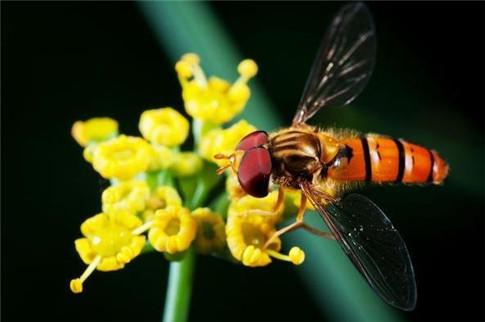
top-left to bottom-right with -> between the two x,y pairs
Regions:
69,52 -> 308,295
176,53 -> 258,125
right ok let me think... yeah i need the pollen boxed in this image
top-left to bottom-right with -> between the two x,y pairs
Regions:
148,206 -> 197,254
139,107 -> 189,147
92,135 -> 152,180
238,59 -> 258,79
71,117 -> 118,147
289,247 -> 305,265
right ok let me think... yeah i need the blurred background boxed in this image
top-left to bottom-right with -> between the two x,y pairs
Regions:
2,2 -> 484,321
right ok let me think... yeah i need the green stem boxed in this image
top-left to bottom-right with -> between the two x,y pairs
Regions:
162,248 -> 195,322
162,175 -> 210,321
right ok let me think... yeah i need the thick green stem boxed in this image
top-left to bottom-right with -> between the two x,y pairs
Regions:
162,249 -> 195,322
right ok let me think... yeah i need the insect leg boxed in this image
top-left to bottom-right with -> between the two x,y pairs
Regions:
300,223 -> 335,239
263,193 -> 308,248
273,186 -> 285,212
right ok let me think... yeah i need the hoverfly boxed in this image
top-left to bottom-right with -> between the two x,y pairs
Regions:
216,3 -> 448,311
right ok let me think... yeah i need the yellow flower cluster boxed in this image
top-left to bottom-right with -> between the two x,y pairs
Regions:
176,53 -> 258,125
70,53 -> 310,295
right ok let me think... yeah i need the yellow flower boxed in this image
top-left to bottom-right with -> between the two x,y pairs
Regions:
199,120 -> 256,166
102,180 -> 150,215
148,206 -> 197,254
71,117 -> 118,147
143,186 -> 182,222
228,191 -> 282,224
192,208 -> 226,254
176,53 -> 258,125
70,212 -> 150,293
92,135 -> 152,180
226,212 -> 281,267
226,191 -> 304,267
170,152 -> 203,177
139,107 -> 189,147
147,145 -> 175,171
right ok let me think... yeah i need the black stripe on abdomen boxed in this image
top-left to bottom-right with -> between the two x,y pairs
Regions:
360,136 -> 372,181
393,139 -> 405,182
427,149 -> 435,183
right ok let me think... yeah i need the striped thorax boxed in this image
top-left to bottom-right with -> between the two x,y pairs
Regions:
269,127 -> 341,188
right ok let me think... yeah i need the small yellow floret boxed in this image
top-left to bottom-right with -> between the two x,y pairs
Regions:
79,212 -> 145,261
92,135 -> 152,180
139,107 -> 189,147
143,186 -> 182,222
192,208 -> 226,254
149,206 -> 197,254
170,152 -> 203,177
72,117 -> 118,147
70,212 -> 147,293
147,144 -> 176,171
226,212 -> 281,267
176,54 -> 258,124
199,120 -> 256,165
102,180 -> 150,215
238,59 -> 258,79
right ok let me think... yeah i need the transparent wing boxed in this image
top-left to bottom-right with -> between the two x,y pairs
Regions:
293,3 -> 376,125
301,182 -> 417,311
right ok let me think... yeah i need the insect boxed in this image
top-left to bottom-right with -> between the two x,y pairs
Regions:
216,3 -> 448,311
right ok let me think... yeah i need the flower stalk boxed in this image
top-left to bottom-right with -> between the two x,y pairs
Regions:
163,248 -> 195,322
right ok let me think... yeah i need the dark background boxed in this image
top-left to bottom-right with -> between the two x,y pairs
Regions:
2,2 -> 484,321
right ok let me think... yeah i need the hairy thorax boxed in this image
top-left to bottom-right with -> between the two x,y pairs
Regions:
269,127 -> 337,188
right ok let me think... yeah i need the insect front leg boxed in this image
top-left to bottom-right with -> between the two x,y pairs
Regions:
233,186 -> 285,219
263,193 -> 308,248
300,223 -> 335,239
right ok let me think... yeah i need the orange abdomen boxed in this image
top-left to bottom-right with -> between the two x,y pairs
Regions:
328,136 -> 448,184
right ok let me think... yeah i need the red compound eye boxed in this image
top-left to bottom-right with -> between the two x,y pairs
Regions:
237,131 -> 268,151
237,147 -> 272,198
